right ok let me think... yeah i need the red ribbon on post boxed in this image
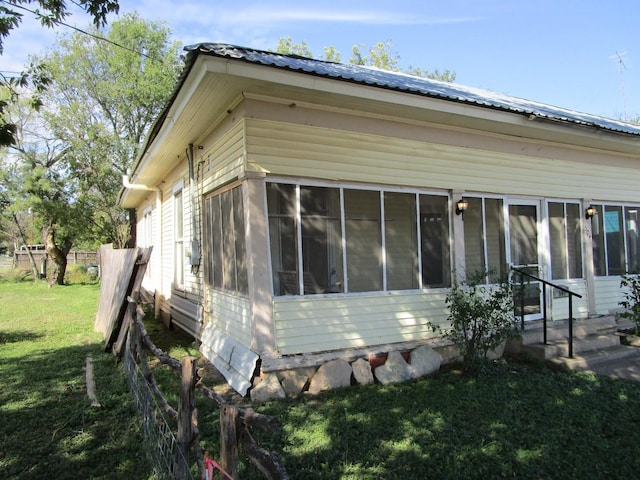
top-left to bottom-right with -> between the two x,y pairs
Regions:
205,451 -> 234,480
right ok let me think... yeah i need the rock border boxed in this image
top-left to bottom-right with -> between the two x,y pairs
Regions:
250,344 -> 447,403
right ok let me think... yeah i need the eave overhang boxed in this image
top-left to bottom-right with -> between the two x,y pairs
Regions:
119,43 -> 640,208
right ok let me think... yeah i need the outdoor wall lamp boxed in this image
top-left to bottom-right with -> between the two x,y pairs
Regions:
585,205 -> 596,220
455,199 -> 469,216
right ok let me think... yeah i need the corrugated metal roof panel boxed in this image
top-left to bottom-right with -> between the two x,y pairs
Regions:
185,42 -> 640,137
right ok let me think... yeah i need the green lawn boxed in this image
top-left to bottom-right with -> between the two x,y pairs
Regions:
0,281 -> 151,480
252,363 -> 640,479
3,280 -> 640,479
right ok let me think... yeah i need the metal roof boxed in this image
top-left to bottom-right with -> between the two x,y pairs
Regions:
185,42 -> 640,137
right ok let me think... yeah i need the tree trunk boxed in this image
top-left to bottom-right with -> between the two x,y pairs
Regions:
11,213 -> 39,280
126,208 -> 136,248
45,224 -> 72,286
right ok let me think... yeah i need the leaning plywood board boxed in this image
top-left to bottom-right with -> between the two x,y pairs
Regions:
94,246 -> 151,351
112,247 -> 152,356
94,245 -> 138,338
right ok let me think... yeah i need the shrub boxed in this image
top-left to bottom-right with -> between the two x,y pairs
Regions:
619,274 -> 640,334
0,267 -> 35,283
64,264 -> 98,285
443,278 -> 518,376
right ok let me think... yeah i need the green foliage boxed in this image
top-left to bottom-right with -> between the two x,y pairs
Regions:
351,40 -> 400,70
64,264 -> 99,285
40,12 -> 182,248
442,277 -> 518,375
5,283 -> 640,479
0,267 -> 34,283
273,37 -> 456,81
274,37 -> 313,58
619,274 -> 640,333
2,13 -> 183,263
0,0 -> 120,147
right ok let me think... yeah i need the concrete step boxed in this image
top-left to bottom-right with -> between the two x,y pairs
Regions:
549,344 -> 640,371
518,316 -> 619,346
507,315 -> 640,369
520,334 -> 622,361
506,315 -> 640,375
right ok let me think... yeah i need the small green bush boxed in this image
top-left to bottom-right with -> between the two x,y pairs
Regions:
442,278 -> 518,376
0,267 -> 35,284
64,264 -> 98,285
620,274 -> 640,334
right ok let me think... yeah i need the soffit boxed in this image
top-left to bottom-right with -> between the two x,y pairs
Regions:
121,50 -> 640,208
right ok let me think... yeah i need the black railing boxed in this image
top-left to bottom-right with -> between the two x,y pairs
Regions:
511,267 -> 583,358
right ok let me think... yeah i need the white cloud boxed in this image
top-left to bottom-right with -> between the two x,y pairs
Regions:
212,8 -> 481,26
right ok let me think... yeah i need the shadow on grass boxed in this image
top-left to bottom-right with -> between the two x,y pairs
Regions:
254,362 -> 640,480
0,341 -> 151,480
0,330 -> 43,344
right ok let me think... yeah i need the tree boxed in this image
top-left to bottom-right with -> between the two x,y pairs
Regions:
274,37 -> 456,82
0,13 -> 181,285
274,37 -> 313,58
0,0 -> 120,147
40,13 -> 182,251
1,93 -> 92,284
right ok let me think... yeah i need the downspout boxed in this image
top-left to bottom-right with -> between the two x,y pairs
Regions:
122,175 -> 163,319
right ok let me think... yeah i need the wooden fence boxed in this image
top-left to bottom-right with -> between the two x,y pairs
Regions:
12,249 -> 97,269
93,243 -> 288,479
126,301 -> 288,479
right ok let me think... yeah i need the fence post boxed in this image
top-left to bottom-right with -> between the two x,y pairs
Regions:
220,403 -> 239,478
177,357 -> 197,479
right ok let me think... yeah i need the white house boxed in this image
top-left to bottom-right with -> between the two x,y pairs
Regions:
119,43 -> 640,394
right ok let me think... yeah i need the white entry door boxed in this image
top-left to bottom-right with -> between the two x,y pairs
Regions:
508,201 -> 543,321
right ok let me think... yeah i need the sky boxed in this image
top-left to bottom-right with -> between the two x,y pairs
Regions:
2,0 -> 640,121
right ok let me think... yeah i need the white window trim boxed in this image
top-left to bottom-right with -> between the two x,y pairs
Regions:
265,178 -> 452,296
173,182 -> 185,291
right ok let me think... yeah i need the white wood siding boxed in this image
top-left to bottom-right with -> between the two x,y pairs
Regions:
549,280 -> 589,319
136,198 -> 157,294
594,277 -> 625,315
201,121 -> 246,194
160,167 -> 192,301
272,291 -> 449,355
245,118 -> 640,203
208,290 -> 252,347
161,179 -> 175,302
182,178 -> 203,298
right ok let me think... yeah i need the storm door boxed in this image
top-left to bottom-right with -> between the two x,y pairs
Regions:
508,201 -> 543,320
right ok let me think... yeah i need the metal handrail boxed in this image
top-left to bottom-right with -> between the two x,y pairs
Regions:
511,267 -> 583,358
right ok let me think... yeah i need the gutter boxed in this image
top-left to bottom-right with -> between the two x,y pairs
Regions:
122,175 -> 163,319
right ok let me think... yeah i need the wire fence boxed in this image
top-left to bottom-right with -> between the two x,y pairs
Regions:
124,336 -> 195,480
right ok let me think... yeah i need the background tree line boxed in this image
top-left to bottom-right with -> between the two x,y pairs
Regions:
1,10 -> 182,283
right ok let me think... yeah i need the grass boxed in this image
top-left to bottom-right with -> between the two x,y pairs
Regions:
0,280 -> 151,480
248,363 -> 640,479
4,275 -> 640,479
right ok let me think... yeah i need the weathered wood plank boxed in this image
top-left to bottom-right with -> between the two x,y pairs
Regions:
220,404 -> 239,478
176,357 -> 197,480
94,246 -> 152,352
94,245 -> 138,339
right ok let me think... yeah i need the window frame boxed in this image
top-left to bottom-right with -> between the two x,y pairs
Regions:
547,199 -> 583,281
142,205 -> 153,278
591,202 -> 640,276
203,181 -> 249,296
266,178 -> 452,296
173,181 -> 185,290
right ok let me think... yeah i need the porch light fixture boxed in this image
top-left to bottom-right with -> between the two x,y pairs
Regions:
585,205 -> 596,220
455,199 -> 469,216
